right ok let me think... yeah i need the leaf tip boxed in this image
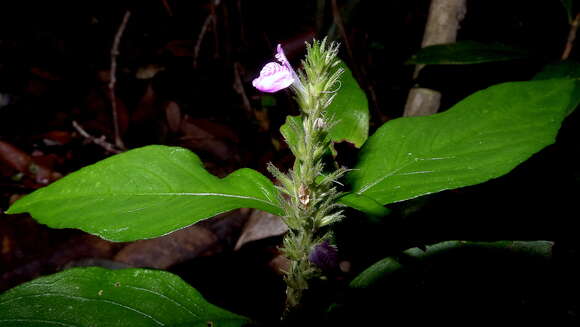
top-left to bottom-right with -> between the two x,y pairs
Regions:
5,202 -> 24,215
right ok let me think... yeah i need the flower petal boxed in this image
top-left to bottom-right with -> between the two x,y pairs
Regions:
275,44 -> 305,93
252,62 -> 294,93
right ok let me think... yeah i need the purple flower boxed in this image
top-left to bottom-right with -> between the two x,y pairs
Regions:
253,44 -> 303,93
309,241 -> 339,272
252,62 -> 294,93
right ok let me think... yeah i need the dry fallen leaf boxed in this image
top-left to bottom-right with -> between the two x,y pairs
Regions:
115,209 -> 253,269
0,140 -> 61,185
114,225 -> 218,269
235,210 -> 287,250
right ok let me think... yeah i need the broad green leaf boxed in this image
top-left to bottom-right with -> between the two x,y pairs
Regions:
0,267 -> 249,327
7,145 -> 282,242
337,193 -> 390,217
350,240 -> 553,288
280,62 -> 369,148
406,41 -> 529,65
279,117 -> 388,216
534,60 -> 580,80
346,79 -> 580,205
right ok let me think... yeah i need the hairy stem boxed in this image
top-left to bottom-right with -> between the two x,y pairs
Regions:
272,39 -> 345,315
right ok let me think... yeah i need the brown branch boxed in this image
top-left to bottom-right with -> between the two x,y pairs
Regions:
160,0 -> 173,16
562,12 -> 580,60
414,0 -> 467,79
109,11 -> 131,150
211,1 -> 220,60
403,88 -> 442,117
331,0 -> 354,63
315,0 -> 327,35
0,140 -> 60,184
194,1 -> 221,68
194,13 -> 215,68
331,0 -> 386,122
232,62 -> 253,119
404,0 -> 466,117
72,121 -> 122,154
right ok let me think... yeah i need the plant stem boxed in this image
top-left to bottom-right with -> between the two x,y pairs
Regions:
404,0 -> 467,117
562,12 -> 580,60
271,39 -> 346,315
282,107 -> 327,310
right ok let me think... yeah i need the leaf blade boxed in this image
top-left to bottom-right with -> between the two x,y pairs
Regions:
533,60 -> 580,80
406,41 -> 529,65
0,267 -> 249,327
337,192 -> 390,217
325,62 -> 370,147
347,79 -> 580,205
350,240 -> 554,289
280,61 -> 369,149
7,145 -> 282,242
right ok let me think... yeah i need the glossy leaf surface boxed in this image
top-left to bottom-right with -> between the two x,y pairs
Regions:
7,145 -> 282,242
347,79 -> 580,205
0,267 -> 249,327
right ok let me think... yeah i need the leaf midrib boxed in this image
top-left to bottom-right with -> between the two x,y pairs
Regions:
14,192 -> 280,209
355,112 -> 555,197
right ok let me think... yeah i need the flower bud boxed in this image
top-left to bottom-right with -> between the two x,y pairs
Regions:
308,241 -> 339,272
314,118 -> 326,129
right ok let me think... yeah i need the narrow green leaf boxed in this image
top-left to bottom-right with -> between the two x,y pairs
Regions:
349,257 -> 402,289
280,61 -> 369,149
0,267 -> 249,327
350,240 -> 553,288
347,79 -> 580,205
533,60 -> 580,80
7,145 -> 283,242
406,41 -> 529,65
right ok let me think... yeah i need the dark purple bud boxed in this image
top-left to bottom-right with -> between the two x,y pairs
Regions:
308,241 -> 339,272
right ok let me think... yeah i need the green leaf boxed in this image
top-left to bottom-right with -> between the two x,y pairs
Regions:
325,62 -> 370,147
350,240 -> 553,288
346,79 -> 580,205
0,267 -> 249,327
406,41 -> 529,65
337,193 -> 390,217
280,61 -> 369,149
534,60 -> 580,80
280,115 -> 302,155
7,145 -> 283,242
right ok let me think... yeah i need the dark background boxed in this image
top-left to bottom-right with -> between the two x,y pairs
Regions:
1,0 -> 579,325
